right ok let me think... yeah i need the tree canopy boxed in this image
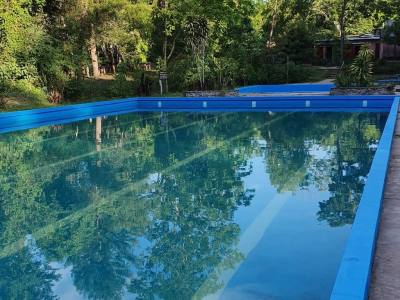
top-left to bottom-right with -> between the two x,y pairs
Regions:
0,0 -> 399,106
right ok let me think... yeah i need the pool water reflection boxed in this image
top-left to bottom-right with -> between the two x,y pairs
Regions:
0,112 -> 388,299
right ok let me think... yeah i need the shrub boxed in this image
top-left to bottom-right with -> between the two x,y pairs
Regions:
0,80 -> 6,109
335,67 -> 353,88
107,74 -> 134,98
349,45 -> 374,87
7,80 -> 47,103
65,75 -> 137,101
335,46 -> 375,87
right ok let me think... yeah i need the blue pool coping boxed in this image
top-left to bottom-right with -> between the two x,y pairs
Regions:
236,83 -> 335,94
0,95 -> 395,134
0,95 -> 399,300
330,97 -> 400,300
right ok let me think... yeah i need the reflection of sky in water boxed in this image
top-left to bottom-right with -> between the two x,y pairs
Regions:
53,263 -> 83,300
0,112 -> 387,300
52,151 -> 348,300
204,152 -> 350,300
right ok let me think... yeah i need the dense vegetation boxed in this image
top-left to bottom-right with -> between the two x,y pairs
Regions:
0,0 -> 399,107
0,111 -> 385,298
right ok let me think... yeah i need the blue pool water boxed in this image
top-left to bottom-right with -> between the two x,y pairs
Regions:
0,111 -> 388,299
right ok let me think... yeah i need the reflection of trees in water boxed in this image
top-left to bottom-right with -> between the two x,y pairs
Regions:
0,112 -> 264,299
316,115 -> 382,227
263,113 -> 385,227
0,112 -> 386,299
0,243 -> 59,299
67,217 -> 135,300
129,149 -> 252,299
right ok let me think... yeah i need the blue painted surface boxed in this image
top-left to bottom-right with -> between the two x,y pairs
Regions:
0,95 -> 395,134
0,98 -> 138,133
236,83 -> 335,94
0,94 -> 398,298
136,96 -> 394,111
0,111 -> 386,299
330,97 -> 400,300
377,79 -> 400,84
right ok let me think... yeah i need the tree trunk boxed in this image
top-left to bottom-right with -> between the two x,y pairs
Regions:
268,14 -> 276,49
267,0 -> 279,51
96,117 -> 102,152
110,45 -> 117,74
89,24 -> 100,79
163,37 -> 168,70
339,0 -> 348,65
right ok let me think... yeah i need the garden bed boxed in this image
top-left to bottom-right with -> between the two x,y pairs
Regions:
331,86 -> 395,96
185,90 -> 239,97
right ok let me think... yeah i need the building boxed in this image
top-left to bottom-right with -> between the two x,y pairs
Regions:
315,30 -> 400,65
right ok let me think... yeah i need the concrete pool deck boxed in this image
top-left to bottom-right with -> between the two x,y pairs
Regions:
370,106 -> 400,300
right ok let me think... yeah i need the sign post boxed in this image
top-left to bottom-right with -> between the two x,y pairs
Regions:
159,71 -> 168,95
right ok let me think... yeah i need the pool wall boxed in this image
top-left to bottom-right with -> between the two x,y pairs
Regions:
330,97 -> 400,300
236,83 -> 335,94
0,95 -> 395,134
136,96 -> 393,111
0,98 -> 139,133
0,95 -> 399,299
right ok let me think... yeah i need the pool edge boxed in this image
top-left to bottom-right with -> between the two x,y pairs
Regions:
0,96 -> 395,134
330,97 -> 400,300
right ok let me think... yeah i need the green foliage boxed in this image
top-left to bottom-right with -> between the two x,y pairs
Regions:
335,67 -> 353,87
0,0 -> 399,107
349,45 -> 374,86
0,1 -> 43,82
336,46 -> 375,87
383,19 -> 400,45
106,74 -> 134,98
64,77 -> 134,101
6,80 -> 48,104
0,80 -> 6,109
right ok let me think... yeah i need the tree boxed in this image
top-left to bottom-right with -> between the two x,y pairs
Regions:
312,0 -> 376,64
184,16 -> 209,90
383,19 -> 400,57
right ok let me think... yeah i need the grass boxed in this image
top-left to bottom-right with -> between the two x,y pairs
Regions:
0,66 -> 337,113
1,97 -> 54,112
1,76 -> 186,112
304,65 -> 332,82
1,80 -> 53,112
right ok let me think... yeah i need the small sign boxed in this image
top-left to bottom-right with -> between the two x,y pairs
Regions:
160,72 -> 168,80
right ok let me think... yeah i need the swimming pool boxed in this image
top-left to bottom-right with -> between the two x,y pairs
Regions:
0,110 -> 389,299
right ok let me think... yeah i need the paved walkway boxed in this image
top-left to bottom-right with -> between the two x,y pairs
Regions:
370,108 -> 400,299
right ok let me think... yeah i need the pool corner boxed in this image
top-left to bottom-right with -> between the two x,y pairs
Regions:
330,97 -> 400,300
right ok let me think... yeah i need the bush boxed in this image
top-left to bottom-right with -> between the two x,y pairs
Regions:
106,74 -> 134,98
64,76 -> 136,101
336,46 -> 375,87
335,67 -> 353,88
349,45 -> 374,87
0,81 -> 6,109
7,80 -> 47,103
256,63 -> 320,84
